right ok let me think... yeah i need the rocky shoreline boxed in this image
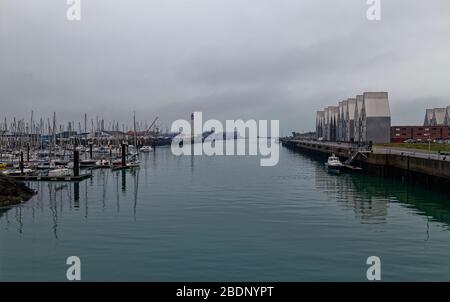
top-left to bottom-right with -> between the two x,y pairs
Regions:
0,174 -> 36,207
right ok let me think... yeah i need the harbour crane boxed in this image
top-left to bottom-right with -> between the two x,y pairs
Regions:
144,117 -> 159,136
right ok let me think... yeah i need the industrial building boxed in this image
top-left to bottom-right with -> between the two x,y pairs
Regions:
346,98 -> 356,142
432,108 -> 447,126
424,109 -> 434,126
316,111 -> 325,139
316,92 -> 391,144
446,106 -> 450,125
360,92 -> 391,144
424,107 -> 450,126
354,95 -> 364,143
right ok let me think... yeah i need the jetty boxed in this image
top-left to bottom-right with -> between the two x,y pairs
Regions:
7,174 -> 92,182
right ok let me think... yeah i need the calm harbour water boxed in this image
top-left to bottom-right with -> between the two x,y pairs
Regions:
1,140 -> 450,281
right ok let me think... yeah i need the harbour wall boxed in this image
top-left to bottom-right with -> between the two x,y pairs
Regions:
282,139 -> 450,193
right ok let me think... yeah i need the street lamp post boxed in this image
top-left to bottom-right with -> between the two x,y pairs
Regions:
428,138 -> 431,159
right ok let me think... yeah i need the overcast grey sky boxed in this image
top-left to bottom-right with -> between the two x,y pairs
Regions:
1,0 -> 450,135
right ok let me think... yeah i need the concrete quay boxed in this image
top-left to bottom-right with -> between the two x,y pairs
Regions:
282,139 -> 450,193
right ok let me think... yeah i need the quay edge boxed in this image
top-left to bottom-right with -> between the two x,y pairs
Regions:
281,138 -> 450,193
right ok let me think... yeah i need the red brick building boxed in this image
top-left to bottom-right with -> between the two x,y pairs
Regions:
391,126 -> 450,143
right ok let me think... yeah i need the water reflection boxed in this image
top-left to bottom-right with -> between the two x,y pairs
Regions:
0,166 -> 142,237
310,152 -> 450,227
2,147 -> 450,239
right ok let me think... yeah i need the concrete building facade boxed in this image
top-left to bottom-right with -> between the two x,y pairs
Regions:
346,98 -> 356,142
338,101 -> 344,141
354,95 -> 364,144
329,106 -> 339,142
316,111 -> 325,139
431,108 -> 446,126
360,92 -> 391,144
316,92 -> 390,144
446,106 -> 450,125
324,107 -> 330,141
340,100 -> 348,142
424,109 -> 434,126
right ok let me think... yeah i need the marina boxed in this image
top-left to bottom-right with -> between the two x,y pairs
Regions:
0,112 -> 170,183
2,141 -> 450,281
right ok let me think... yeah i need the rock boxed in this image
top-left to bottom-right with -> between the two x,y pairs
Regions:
0,174 -> 36,206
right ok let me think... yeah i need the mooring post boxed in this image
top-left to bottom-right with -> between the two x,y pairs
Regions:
20,151 -> 24,175
89,143 -> 93,159
27,144 -> 30,162
74,182 -> 80,207
73,149 -> 80,177
121,143 -> 126,167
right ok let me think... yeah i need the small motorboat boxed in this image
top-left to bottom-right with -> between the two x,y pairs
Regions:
36,160 -> 57,170
139,146 -> 153,152
325,154 -> 344,173
48,168 -> 72,178
2,168 -> 35,176
96,159 -> 110,167
80,159 -> 98,168
95,146 -> 110,154
111,159 -> 140,170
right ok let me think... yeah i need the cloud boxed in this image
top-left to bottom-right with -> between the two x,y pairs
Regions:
1,0 -> 449,135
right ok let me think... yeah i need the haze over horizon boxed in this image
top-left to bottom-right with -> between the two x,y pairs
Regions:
1,0 -> 450,135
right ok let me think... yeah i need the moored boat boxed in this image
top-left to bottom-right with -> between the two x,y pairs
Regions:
325,154 -> 344,173
80,159 -> 97,168
48,168 -> 72,178
2,168 -> 35,176
139,146 -> 153,152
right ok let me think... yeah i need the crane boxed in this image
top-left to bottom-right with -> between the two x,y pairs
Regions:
145,117 -> 159,135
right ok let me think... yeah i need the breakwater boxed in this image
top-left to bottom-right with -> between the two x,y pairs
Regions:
282,139 -> 450,193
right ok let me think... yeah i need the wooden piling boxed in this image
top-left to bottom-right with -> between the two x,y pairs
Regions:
89,143 -> 93,159
73,149 -> 80,177
20,151 -> 24,175
121,143 -> 126,167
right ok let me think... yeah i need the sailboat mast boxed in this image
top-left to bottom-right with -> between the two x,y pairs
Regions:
133,111 -> 137,147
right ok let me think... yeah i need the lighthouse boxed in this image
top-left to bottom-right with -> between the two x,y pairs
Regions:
191,112 -> 194,144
